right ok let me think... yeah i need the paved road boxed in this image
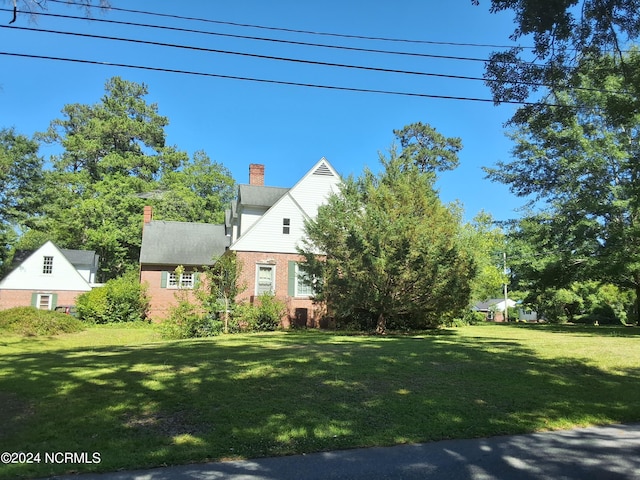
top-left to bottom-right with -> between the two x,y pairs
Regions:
49,423 -> 640,480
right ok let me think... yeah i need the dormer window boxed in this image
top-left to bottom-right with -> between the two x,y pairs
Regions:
283,218 -> 290,234
43,256 -> 53,274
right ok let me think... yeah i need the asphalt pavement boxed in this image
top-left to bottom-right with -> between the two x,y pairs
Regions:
48,423 -> 640,480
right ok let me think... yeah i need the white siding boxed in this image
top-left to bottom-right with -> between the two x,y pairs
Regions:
232,195 -> 306,253
239,207 -> 267,237
0,241 -> 92,291
231,158 -> 340,254
290,169 -> 341,219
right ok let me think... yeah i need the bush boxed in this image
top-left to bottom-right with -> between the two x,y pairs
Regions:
0,307 -> 84,336
231,294 -> 286,332
77,271 -> 149,324
160,300 -> 226,339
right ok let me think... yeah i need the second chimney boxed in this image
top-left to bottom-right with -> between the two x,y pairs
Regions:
249,164 -> 265,186
143,205 -> 153,224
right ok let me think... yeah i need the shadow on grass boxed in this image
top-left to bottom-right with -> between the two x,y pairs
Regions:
0,328 -> 639,478
499,322 -> 640,336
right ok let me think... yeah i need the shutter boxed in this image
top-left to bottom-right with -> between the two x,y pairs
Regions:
31,292 -> 38,307
161,271 -> 168,288
51,294 -> 58,309
194,272 -> 201,288
288,261 -> 296,297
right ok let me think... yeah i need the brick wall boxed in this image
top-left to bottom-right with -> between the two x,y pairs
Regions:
235,251 -> 323,327
141,254 -> 327,327
140,266 -> 202,322
0,289 -> 86,310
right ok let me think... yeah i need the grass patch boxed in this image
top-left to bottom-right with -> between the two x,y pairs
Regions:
0,323 -> 639,478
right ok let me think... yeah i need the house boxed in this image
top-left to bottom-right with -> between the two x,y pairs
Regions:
139,159 -> 341,325
472,298 -> 539,322
228,159 -> 341,327
139,208 -> 230,319
0,240 -> 100,311
472,298 -> 517,322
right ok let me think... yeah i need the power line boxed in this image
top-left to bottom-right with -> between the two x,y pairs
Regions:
3,23 -> 627,95
2,24 -> 534,88
45,0 -> 531,51
0,50 -> 553,105
1,8 -> 514,65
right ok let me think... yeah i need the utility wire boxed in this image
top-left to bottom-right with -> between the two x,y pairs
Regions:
0,8 -> 520,65
46,0 -> 531,50
0,50 -> 557,106
2,24 -> 543,88
3,23 -> 627,95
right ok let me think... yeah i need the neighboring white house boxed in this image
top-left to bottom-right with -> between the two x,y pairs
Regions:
0,240 -> 100,310
472,298 -> 517,322
472,298 -> 538,322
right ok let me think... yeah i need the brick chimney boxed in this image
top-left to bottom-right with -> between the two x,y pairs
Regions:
249,164 -> 265,186
143,205 -> 153,224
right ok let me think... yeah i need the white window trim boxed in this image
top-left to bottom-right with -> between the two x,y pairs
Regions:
294,263 -> 314,298
42,256 -> 53,275
255,264 -> 276,295
37,293 -> 52,310
168,271 -> 195,289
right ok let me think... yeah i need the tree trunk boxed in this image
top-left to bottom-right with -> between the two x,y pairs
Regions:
223,296 -> 229,334
376,312 -> 386,334
635,282 -> 640,327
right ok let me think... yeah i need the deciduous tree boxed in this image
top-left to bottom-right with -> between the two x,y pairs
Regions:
486,51 -> 640,322
475,0 -> 640,112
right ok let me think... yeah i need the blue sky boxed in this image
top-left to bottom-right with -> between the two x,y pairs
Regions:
1,0 -> 530,222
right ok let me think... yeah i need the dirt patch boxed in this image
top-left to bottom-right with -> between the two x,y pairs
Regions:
0,391 -> 35,439
122,410 -> 211,438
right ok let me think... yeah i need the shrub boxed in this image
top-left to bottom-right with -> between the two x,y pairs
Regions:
0,307 -> 84,336
233,293 -> 286,332
77,271 -> 149,323
161,300 -> 206,339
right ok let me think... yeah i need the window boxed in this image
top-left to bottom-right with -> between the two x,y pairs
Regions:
42,256 -> 53,274
168,271 -> 195,289
282,218 -> 290,234
256,265 -> 275,295
38,294 -> 52,310
295,264 -> 314,297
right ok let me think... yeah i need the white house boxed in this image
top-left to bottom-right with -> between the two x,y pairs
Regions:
472,298 -> 517,322
0,240 -> 100,310
472,298 -> 538,322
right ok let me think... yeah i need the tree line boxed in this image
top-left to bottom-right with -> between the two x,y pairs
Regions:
3,0 -> 640,328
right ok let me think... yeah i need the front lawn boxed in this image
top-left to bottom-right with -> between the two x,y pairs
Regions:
1,323 -> 639,479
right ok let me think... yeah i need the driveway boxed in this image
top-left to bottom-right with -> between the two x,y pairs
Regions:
48,423 -> 640,480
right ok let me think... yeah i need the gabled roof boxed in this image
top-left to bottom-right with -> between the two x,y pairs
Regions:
139,221 -> 229,266
4,245 -> 97,279
0,241 -> 95,290
12,247 -> 97,268
473,298 -> 516,311
229,157 -> 341,253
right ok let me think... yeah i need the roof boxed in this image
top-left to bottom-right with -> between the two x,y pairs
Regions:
12,247 -> 97,267
237,185 -> 289,208
473,298 -> 516,311
139,221 -> 230,266
60,248 -> 98,266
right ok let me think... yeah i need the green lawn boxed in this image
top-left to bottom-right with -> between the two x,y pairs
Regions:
1,323 -> 639,479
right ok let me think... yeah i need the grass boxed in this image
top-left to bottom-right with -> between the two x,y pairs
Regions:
1,323 -> 639,479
